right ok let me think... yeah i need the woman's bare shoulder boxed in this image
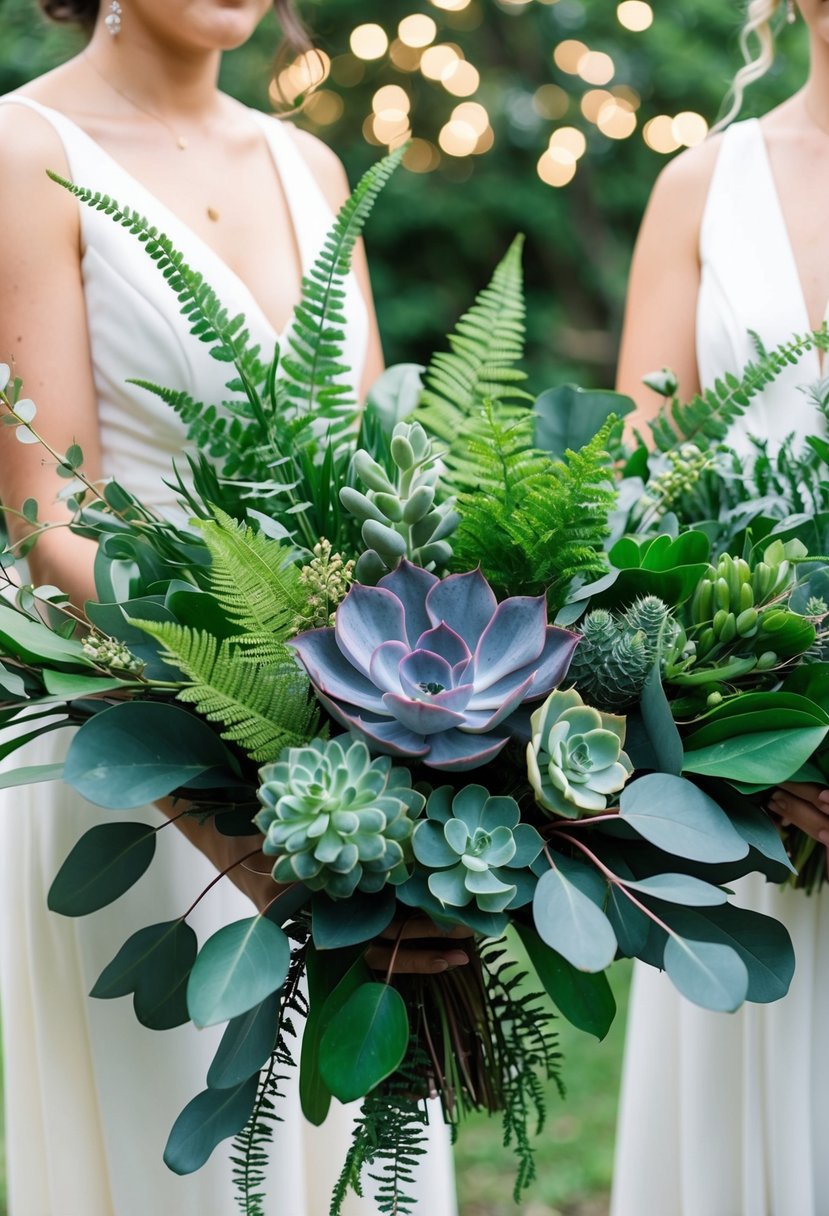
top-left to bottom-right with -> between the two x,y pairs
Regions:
281,122 -> 351,210
649,134 -> 724,217
0,90 -> 77,240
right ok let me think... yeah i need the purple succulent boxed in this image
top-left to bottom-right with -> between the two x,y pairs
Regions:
289,560 -> 579,772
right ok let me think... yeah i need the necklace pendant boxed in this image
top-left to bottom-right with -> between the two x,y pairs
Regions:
177,135 -> 188,151
207,206 -> 220,223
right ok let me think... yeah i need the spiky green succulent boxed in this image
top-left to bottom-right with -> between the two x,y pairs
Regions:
567,597 -> 675,712
255,737 -> 424,898
527,687 -> 633,819
411,784 -> 543,913
340,420 -> 459,583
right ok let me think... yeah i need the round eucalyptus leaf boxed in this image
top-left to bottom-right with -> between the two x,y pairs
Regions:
48,822 -> 156,917
623,873 -> 728,907
65,701 -> 231,809
164,1077 -> 258,1175
319,982 -> 409,1103
620,773 -> 749,864
663,936 -> 748,1013
90,918 -> 197,1030
532,866 -> 617,973
187,916 -> 290,1029
207,990 -> 280,1090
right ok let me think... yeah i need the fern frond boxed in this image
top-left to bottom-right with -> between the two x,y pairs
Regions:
48,175 -> 270,414
651,330 -> 829,452
281,148 -> 405,432
197,509 -> 306,656
413,236 -> 532,448
133,622 -> 316,761
452,405 -> 614,605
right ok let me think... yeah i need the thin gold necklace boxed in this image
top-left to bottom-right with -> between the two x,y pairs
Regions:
83,53 -> 222,222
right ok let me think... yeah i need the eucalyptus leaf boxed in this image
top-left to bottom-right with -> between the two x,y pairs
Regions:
164,1076 -> 258,1175
640,664 -> 683,776
42,670 -> 131,698
319,982 -> 409,1103
622,873 -> 728,906
311,888 -> 396,950
620,773 -> 749,863
91,918 -> 197,1030
207,989 -> 280,1090
65,701 -> 233,809
0,601 -> 92,668
532,865 -> 617,973
663,936 -> 748,1012
515,923 -> 616,1040
187,915 -> 290,1028
48,822 -> 156,917
606,885 -> 651,957
0,762 -> 63,790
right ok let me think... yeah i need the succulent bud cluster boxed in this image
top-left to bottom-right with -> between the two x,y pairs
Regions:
688,546 -> 795,666
82,631 -> 145,677
567,596 -> 675,712
294,539 -> 354,630
340,421 -> 460,584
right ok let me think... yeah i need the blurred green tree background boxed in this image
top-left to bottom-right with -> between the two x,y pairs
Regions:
0,0 -> 809,391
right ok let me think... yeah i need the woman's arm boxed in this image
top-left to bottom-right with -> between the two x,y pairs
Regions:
616,139 -> 720,437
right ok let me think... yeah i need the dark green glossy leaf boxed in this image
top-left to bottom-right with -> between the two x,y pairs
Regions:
515,922 -> 616,1040
532,865 -> 617,973
64,701 -> 232,809
91,918 -> 197,1030
640,665 -> 683,776
187,915 -> 290,1028
663,935 -> 748,1012
164,1077 -> 258,1175
534,384 -> 632,459
682,727 -> 827,784
620,773 -> 749,863
319,982 -> 409,1103
301,948 -> 371,1125
312,888 -> 396,949
0,601 -> 91,668
207,990 -> 280,1090
48,822 -> 156,917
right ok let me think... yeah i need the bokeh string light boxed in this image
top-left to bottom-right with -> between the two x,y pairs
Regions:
281,2 -> 708,187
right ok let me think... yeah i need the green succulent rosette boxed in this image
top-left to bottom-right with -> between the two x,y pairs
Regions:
411,784 -> 543,913
527,687 -> 633,819
255,737 -> 425,899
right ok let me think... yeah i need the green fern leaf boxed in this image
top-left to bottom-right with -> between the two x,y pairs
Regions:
413,236 -> 532,449
133,621 -> 316,761
197,509 -> 306,655
281,147 -> 405,432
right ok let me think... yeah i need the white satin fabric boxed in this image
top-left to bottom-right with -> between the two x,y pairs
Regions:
611,119 -> 829,1216
0,95 -> 456,1216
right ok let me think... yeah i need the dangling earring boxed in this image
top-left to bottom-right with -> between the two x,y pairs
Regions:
787,0 -> 797,24
104,0 -> 122,37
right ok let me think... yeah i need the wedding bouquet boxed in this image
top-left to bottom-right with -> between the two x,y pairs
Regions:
0,152 -> 803,1213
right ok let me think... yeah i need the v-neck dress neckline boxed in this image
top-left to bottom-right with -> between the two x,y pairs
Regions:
10,96 -> 313,343
695,116 -> 828,455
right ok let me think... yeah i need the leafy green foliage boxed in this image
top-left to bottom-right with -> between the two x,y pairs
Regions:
414,235 -> 531,448
196,510 -> 305,661
281,146 -> 405,432
649,331 -> 829,452
134,622 -> 316,761
451,405 -> 615,606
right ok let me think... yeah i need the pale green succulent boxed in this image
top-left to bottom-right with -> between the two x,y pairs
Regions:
255,737 -> 424,898
411,784 -> 543,913
527,688 -> 633,819
340,420 -> 459,583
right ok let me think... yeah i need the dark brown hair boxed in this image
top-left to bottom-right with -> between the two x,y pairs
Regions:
37,0 -> 313,55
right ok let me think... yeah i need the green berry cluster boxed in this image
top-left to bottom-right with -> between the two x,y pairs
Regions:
82,631 -> 145,677
645,444 -> 712,520
294,539 -> 354,630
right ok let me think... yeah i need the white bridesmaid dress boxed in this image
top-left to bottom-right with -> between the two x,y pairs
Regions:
612,119 -> 829,1215
0,95 -> 457,1216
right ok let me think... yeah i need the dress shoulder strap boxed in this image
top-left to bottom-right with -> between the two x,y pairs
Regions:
699,119 -> 765,259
